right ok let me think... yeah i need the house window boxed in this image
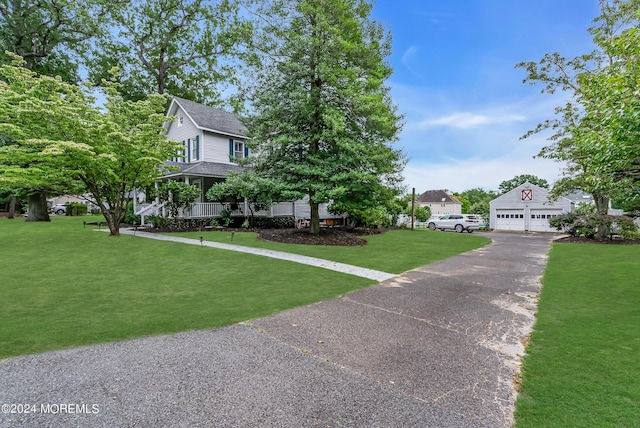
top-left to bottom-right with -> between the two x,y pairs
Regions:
178,116 -> 184,126
234,141 -> 244,159
191,135 -> 200,161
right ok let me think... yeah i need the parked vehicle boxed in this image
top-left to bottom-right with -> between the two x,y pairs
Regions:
427,214 -> 480,233
50,204 -> 66,215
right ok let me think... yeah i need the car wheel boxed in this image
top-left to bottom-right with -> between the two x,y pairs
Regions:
428,222 -> 436,230
467,229 -> 473,233
455,224 -> 464,233
55,209 -> 65,215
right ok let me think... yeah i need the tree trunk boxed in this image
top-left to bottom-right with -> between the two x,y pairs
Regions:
7,195 -> 16,219
310,201 -> 320,234
594,194 -> 610,239
26,191 -> 50,222
594,195 -> 609,215
103,206 -> 122,236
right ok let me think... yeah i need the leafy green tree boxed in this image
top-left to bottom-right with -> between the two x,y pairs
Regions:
155,181 -> 200,219
206,170 -> 279,224
0,57 -> 181,233
517,0 -> 640,215
498,174 -> 549,194
0,56 -> 88,221
0,0 -> 121,83
462,187 -> 498,206
89,0 -> 251,103
414,205 -> 431,222
459,187 -> 497,221
221,0 -> 405,234
57,83 -> 182,235
453,192 -> 470,214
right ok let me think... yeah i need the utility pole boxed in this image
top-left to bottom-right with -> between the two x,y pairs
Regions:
411,187 -> 415,231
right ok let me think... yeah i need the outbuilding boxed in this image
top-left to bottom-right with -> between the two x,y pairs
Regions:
489,182 -> 574,232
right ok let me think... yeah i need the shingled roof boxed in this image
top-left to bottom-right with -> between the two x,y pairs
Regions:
418,190 -> 461,204
170,97 -> 247,138
162,161 -> 245,179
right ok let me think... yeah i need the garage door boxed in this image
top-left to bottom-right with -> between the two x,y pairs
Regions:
530,209 -> 563,232
495,210 -> 525,231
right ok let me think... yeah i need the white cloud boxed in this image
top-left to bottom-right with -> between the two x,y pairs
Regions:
417,112 -> 526,130
401,46 -> 421,77
401,154 -> 564,194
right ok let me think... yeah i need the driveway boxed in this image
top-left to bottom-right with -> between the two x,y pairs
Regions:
0,232 -> 553,427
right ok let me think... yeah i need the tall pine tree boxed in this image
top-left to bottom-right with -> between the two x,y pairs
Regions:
227,0 -> 404,233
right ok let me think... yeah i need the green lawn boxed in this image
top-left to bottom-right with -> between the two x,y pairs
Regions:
515,243 -> 640,427
173,228 -> 490,274
0,216 -> 488,360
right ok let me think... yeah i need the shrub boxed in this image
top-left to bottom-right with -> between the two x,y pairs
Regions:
349,206 -> 391,228
147,215 -> 165,229
220,210 -> 232,227
123,203 -> 141,225
550,213 -> 638,239
251,216 -> 295,229
66,202 -> 87,216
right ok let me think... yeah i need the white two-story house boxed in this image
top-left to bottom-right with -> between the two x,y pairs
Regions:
136,97 -> 343,226
162,97 -> 248,204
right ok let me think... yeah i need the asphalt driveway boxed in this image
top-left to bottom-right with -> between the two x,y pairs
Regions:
0,232 -> 553,427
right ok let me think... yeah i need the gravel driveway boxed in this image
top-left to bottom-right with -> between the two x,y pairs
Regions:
0,232 -> 553,427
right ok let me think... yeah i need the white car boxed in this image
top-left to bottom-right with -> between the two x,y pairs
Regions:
50,204 -> 67,215
427,214 -> 480,233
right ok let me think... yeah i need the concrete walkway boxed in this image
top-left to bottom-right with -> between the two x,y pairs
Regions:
0,232 -> 554,427
118,228 -> 396,282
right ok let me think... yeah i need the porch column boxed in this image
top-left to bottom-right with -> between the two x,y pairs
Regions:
132,187 -> 137,217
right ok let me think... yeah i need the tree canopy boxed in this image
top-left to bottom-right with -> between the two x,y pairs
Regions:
0,0 -> 122,83
217,0 -> 405,233
89,0 -> 252,103
517,0 -> 640,213
0,55 -> 89,221
498,174 -> 549,194
0,57 -> 181,233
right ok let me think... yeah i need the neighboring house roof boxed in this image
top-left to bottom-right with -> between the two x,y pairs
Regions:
418,190 -> 461,204
169,97 -> 247,138
564,191 -> 593,204
162,161 -> 244,179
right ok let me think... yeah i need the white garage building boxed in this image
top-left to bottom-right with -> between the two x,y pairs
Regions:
489,182 -> 574,232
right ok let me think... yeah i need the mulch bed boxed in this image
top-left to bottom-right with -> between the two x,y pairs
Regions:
257,228 -> 377,246
136,225 -> 392,246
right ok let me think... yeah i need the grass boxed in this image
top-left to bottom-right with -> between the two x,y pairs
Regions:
172,228 -> 490,274
515,243 -> 640,427
0,216 -> 488,360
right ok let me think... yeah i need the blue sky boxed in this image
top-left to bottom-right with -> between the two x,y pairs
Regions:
370,0 -> 602,193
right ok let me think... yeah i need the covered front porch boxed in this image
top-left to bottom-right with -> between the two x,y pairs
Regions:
134,161 -> 345,227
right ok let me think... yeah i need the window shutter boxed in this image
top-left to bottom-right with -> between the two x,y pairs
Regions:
187,138 -> 191,163
244,144 -> 249,158
229,139 -> 234,162
182,141 -> 186,163
194,135 -> 199,160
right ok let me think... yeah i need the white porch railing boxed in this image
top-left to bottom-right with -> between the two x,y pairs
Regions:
184,201 -> 294,219
135,201 -> 297,225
